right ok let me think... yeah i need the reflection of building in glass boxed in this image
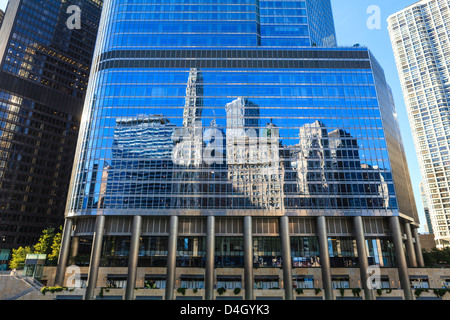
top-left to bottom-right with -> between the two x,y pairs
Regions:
173,68 -> 205,208
225,98 -> 284,209
103,115 -> 175,210
290,121 -> 390,210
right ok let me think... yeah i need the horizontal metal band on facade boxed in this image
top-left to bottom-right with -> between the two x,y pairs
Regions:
71,216 -> 390,237
96,49 -> 371,71
97,58 -> 371,71
99,49 -> 370,61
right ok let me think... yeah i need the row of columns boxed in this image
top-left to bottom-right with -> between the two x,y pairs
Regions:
55,215 -> 423,300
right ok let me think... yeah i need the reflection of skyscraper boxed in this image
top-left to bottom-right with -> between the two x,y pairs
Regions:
172,69 -> 205,208
183,68 -> 204,128
291,121 -> 390,210
104,115 -> 175,210
225,99 -> 283,209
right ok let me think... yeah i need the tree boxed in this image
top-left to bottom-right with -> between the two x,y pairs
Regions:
8,226 -> 63,269
47,226 -> 62,264
9,246 -> 33,270
423,247 -> 450,267
33,227 -> 56,256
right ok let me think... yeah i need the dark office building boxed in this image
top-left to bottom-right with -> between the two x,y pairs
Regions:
0,0 -> 102,262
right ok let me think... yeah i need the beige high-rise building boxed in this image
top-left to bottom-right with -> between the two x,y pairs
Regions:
388,0 -> 450,248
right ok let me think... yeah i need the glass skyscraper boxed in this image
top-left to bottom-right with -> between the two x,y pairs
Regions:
56,0 -> 422,300
0,0 -> 102,262
388,0 -> 450,249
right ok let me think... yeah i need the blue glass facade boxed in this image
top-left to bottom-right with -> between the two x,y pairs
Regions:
67,49 -> 406,217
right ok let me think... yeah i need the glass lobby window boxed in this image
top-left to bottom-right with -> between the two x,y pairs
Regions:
72,237 -> 92,267
293,276 -> 314,289
217,275 -> 242,289
366,238 -> 396,268
410,276 -> 430,289
255,276 -> 279,289
253,236 -> 282,268
180,275 -> 204,289
215,237 -> 244,267
331,276 -> 350,289
177,237 -> 206,267
144,275 -> 166,289
138,236 -> 169,267
442,278 -> 450,289
101,236 -> 130,267
106,276 -> 127,289
290,236 -> 320,267
328,237 -> 358,267
380,276 -> 390,289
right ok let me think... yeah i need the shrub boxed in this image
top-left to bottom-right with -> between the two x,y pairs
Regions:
295,288 -> 304,295
217,287 -> 226,295
41,286 -> 66,295
352,288 -> 361,297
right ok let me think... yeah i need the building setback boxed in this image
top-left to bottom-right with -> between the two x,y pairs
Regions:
55,0 -> 422,300
388,0 -> 450,248
0,0 -> 102,266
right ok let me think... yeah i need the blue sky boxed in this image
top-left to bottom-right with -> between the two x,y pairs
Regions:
0,0 -> 428,230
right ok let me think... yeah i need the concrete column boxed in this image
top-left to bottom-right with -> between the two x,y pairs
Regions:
280,216 -> 293,300
412,226 -> 425,267
389,216 -> 413,300
85,215 -> 106,300
353,216 -> 373,300
404,221 -> 418,267
165,215 -> 178,300
244,216 -> 253,300
205,216 -> 215,300
317,216 -> 333,300
54,218 -> 73,286
70,236 -> 79,259
125,215 -> 142,300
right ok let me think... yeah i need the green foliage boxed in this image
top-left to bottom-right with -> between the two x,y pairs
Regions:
233,288 -> 241,295
376,289 -> 383,296
295,288 -> 304,295
41,286 -> 67,295
339,288 -> 345,297
47,226 -> 62,264
414,288 -> 429,298
33,227 -> 56,256
314,288 -> 322,295
177,287 -> 186,295
9,226 -> 63,269
9,246 -> 33,270
193,288 -> 198,293
433,289 -> 450,298
422,247 -> 450,267
217,287 -> 226,295
352,288 -> 361,297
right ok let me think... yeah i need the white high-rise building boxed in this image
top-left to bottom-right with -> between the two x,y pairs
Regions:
388,0 -> 450,248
